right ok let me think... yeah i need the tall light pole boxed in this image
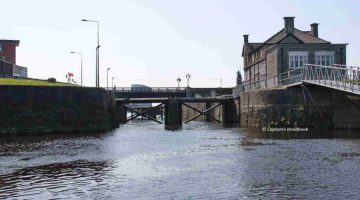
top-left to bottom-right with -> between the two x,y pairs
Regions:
70,51 -> 83,86
106,67 -> 111,90
176,77 -> 181,89
186,73 -> 191,88
82,18 -> 100,87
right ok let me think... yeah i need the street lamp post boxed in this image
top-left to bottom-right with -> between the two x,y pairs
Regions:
186,73 -> 191,88
106,67 -> 111,90
70,51 -> 83,86
82,19 -> 100,87
176,77 -> 181,89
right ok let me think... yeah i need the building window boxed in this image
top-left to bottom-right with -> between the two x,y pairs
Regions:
251,54 -> 255,62
289,51 -> 308,69
0,44 -> 2,52
315,51 -> 335,66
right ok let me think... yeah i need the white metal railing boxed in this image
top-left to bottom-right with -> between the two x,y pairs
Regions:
233,64 -> 360,97
108,87 -> 187,92
233,67 -> 303,96
302,64 -> 360,93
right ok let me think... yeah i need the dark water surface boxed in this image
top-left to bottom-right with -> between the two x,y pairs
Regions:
0,122 -> 360,199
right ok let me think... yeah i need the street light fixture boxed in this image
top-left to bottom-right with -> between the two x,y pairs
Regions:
186,73 -> 191,88
70,51 -> 83,86
176,77 -> 181,89
82,18 -> 100,87
106,67 -> 111,90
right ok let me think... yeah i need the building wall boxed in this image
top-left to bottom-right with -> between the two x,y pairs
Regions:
265,48 -> 278,87
277,44 -> 346,74
0,59 -> 13,77
0,42 -> 17,64
244,44 -> 346,88
13,65 -> 28,78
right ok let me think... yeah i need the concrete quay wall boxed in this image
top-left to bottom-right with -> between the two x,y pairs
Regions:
240,85 -> 360,129
0,85 -> 121,134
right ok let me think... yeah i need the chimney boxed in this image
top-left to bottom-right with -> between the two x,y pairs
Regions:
243,34 -> 249,44
283,17 -> 295,34
310,23 -> 319,37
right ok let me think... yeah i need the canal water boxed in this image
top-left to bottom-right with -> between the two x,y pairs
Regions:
0,122 -> 360,199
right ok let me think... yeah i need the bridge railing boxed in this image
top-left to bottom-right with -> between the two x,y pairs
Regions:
232,68 -> 303,97
233,64 -> 360,97
303,64 -> 360,92
110,87 -> 188,93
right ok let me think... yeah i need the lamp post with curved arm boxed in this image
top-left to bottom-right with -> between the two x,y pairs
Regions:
82,18 -> 100,87
70,51 -> 83,86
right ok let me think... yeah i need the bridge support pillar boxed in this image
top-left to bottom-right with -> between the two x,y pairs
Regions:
222,99 -> 237,124
205,102 -> 211,122
118,104 -> 127,124
165,99 -> 182,130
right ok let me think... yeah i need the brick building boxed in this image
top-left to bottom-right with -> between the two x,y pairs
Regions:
0,40 -> 19,64
0,39 -> 27,77
242,17 -> 347,87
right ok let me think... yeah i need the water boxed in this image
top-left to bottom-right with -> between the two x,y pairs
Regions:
0,122 -> 360,199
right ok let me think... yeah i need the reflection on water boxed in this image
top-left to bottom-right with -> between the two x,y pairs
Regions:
0,122 -> 360,199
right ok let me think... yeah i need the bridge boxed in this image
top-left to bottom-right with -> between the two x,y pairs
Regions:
233,64 -> 360,96
114,64 -> 360,130
112,87 -> 236,130
111,87 -> 233,98
116,97 -> 237,130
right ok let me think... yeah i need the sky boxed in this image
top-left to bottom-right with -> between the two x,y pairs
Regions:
1,0 -> 359,87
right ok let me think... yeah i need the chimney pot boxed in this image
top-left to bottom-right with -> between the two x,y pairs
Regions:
243,34 -> 249,44
283,17 -> 295,34
310,23 -> 319,37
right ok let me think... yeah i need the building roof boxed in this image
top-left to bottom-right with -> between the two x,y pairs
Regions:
0,40 -> 20,46
242,19 -> 337,57
264,28 -> 330,44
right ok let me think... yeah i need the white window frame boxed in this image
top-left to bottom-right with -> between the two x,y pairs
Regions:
315,51 -> 335,66
288,51 -> 308,69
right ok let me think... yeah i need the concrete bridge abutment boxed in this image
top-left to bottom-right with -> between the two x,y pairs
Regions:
165,99 -> 183,130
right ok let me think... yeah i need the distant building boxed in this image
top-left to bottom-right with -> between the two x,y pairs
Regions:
0,39 -> 27,78
242,17 -> 347,87
0,40 -> 20,64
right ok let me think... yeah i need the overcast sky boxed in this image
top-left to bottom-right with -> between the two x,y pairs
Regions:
1,0 -> 359,87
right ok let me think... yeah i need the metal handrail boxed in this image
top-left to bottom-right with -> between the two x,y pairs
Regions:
303,64 -> 360,93
109,87 -> 188,92
233,64 -> 360,97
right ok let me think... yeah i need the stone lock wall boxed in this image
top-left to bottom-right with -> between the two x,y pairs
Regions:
0,85 -> 120,134
240,85 -> 360,129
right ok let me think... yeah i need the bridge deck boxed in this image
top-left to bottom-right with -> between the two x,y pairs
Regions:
116,97 -> 231,104
303,80 -> 360,95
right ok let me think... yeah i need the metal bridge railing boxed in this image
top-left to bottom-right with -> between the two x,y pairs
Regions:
233,64 -> 360,97
303,64 -> 360,93
110,87 -> 187,93
232,67 -> 303,97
